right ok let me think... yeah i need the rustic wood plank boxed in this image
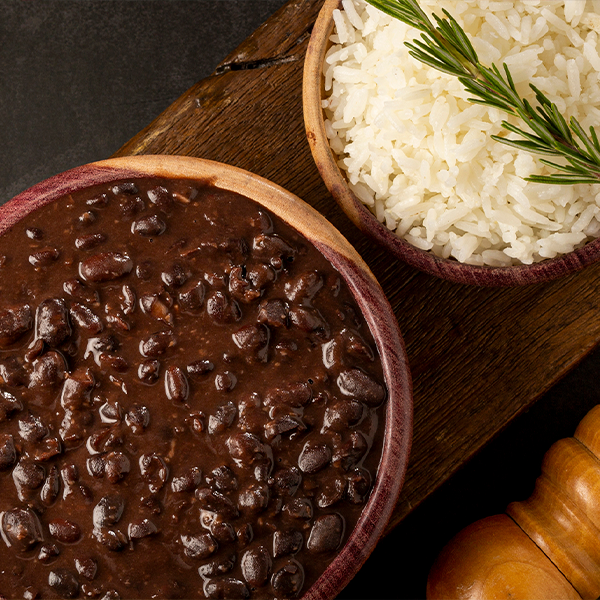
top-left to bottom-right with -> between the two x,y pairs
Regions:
113,0 -> 600,533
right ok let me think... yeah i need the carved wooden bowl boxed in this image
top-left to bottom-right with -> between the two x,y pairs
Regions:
3,155 -> 413,600
303,0 -> 600,286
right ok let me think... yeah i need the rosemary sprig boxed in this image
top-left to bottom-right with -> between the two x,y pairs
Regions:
364,0 -> 600,185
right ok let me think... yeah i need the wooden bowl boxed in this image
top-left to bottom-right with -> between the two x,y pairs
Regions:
4,155 -> 413,600
303,0 -> 600,286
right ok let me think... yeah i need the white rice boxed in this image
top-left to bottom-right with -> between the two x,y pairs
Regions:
322,0 -> 600,265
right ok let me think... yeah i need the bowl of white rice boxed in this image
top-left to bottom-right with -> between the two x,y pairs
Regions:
303,0 -> 600,285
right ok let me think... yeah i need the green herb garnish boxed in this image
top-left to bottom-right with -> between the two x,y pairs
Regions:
364,0 -> 600,185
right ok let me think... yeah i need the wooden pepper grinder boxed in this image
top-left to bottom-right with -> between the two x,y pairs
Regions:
427,404 -> 600,600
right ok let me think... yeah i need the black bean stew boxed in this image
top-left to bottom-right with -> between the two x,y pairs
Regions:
0,178 -> 386,599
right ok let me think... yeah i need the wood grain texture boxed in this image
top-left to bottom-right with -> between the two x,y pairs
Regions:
112,0 -> 600,531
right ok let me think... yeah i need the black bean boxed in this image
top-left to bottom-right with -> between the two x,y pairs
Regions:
61,368 -> 95,410
264,414 -> 306,441
48,518 -> 81,544
337,368 -> 386,407
112,182 -> 138,196
208,466 -> 238,493
35,298 -> 71,347
273,529 -> 304,558
125,404 -> 150,433
165,366 -> 189,402
139,330 -> 176,358
323,400 -> 365,432
18,412 -> 47,442
203,577 -> 249,599
29,248 -> 60,268
147,185 -> 173,211
30,351 -> 67,388
197,554 -> 236,579
186,359 -> 214,379
131,215 -> 166,237
128,519 -> 158,540
282,498 -> 313,520
75,557 -> 97,580
1,508 -> 43,551
161,262 -> 189,288
75,233 -> 107,251
206,291 -> 241,324
0,357 -> 28,388
0,389 -> 23,422
104,451 -> 130,484
119,196 -> 145,218
135,260 -> 154,281
271,467 -> 302,497
228,266 -> 260,304
333,431 -> 369,471
93,495 -> 125,528
209,519 -> 236,545
316,476 -> 346,508
139,453 -> 168,493
98,400 -> 122,425
13,460 -> 45,501
195,488 -> 238,520
26,227 -> 44,240
40,466 -> 60,506
99,353 -> 129,373
86,192 -> 109,207
59,410 -> 89,450
252,234 -> 296,265
79,252 -> 133,282
298,441 -> 331,474
178,281 -> 205,314
38,543 -> 60,563
92,527 -> 128,552
232,324 -> 269,363
241,546 -> 271,588
0,304 -> 33,347
284,271 -> 323,302
63,279 -> 99,304
238,484 -> 269,513
288,306 -> 329,336
48,569 -> 79,598
32,437 -> 62,462
171,466 -> 202,493
346,468 -> 372,505
208,402 -> 237,435
271,560 -> 304,598
138,359 -> 161,384
215,371 -> 236,392
264,382 -> 311,408
257,299 -> 288,327
139,294 -> 172,324
70,304 -> 103,334
226,432 -> 271,467
87,456 -> 105,478
181,532 -> 218,559
78,210 -> 96,225
0,434 -> 16,471
307,513 -> 345,553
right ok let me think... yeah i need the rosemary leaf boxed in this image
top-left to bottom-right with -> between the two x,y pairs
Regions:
363,0 -> 600,184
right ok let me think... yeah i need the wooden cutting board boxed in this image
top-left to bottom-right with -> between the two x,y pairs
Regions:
112,0 -> 600,534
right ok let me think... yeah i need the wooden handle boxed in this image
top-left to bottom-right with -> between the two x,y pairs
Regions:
427,405 -> 600,599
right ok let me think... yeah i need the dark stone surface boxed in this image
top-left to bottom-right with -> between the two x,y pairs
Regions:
1,2 -> 599,599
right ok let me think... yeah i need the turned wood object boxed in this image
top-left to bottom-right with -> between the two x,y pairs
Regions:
427,404 -> 600,600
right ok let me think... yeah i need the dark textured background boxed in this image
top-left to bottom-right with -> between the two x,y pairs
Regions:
2,2 -> 599,598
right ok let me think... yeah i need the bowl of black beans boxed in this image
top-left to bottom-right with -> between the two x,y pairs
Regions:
0,155 -> 412,600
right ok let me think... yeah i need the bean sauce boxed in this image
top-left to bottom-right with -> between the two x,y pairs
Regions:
0,179 -> 386,599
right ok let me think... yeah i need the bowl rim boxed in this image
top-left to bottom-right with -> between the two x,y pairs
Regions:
302,0 -> 600,286
4,155 -> 413,600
